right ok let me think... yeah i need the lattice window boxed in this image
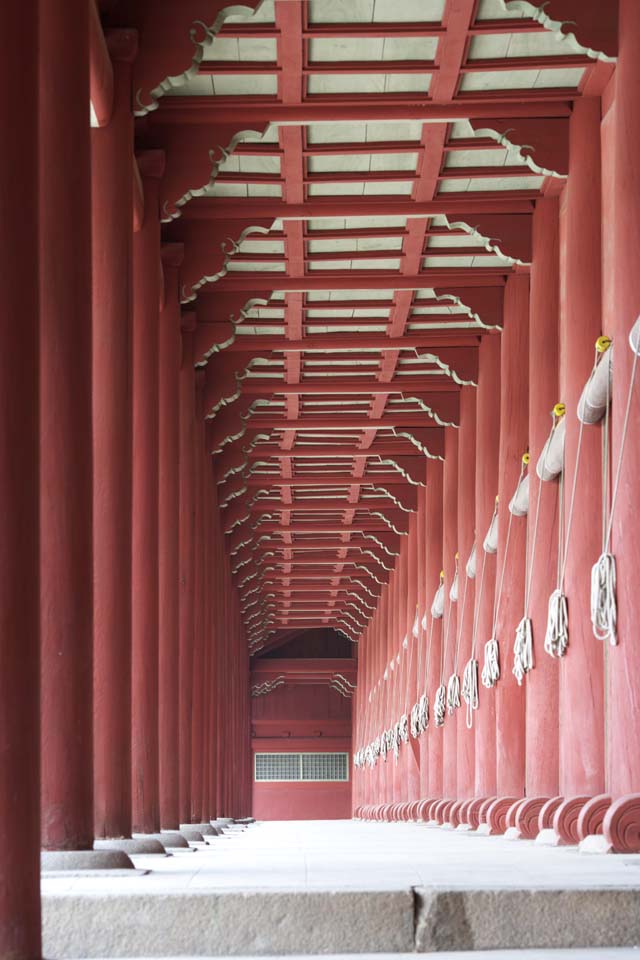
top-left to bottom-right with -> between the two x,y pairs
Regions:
301,753 -> 349,782
254,752 -> 349,782
254,753 -> 301,781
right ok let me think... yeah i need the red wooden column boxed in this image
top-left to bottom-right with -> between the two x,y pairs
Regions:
456,387 -> 477,803
474,335 -> 501,804
179,318 -> 196,824
604,0 -> 640,851
0,3 -> 40,954
191,373 -> 206,822
393,539 -> 408,806
525,198 -> 560,810
493,275 -> 530,823
425,461 -> 444,801
556,98 -> 605,837
405,513 -> 421,804
413,488 -> 428,800
158,246 -> 183,830
40,0 -> 94,853
131,151 -> 164,835
442,427 -> 459,805
92,32 -> 137,842
201,459 -> 213,819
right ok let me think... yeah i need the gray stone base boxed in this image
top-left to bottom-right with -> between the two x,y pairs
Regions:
536,828 -> 565,846
42,889 -> 414,958
579,834 -> 613,855
177,828 -> 205,843
41,849 -> 134,872
503,827 -> 522,841
180,821 -> 216,836
415,888 -> 640,952
41,885 -> 640,956
132,831 -> 186,849
94,838 -> 167,856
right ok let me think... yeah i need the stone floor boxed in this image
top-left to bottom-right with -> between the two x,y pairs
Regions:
42,820 -> 640,957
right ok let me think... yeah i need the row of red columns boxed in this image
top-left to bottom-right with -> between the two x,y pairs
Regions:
0,8 -> 251,958
353,1 -> 640,848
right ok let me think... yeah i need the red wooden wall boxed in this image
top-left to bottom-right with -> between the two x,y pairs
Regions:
251,682 -> 352,820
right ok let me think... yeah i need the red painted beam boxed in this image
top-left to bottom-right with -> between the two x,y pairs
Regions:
216,18 -> 546,39
247,444 -> 427,458
249,497 -> 412,517
225,333 -> 483,350
246,474 -> 420,487
182,197 -> 535,220
155,98 -> 572,125
215,271 -> 508,292
244,415 -> 449,429
241,380 -> 462,394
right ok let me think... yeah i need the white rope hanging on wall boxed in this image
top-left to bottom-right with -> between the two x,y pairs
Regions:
509,452 -> 535,685
591,318 -> 640,645
462,543 -> 481,729
417,577 -> 443,734
545,340 -> 610,656
482,490 -> 515,689
435,559 -> 458,726
448,554 -> 464,715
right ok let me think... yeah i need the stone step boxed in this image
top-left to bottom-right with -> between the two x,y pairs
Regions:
42,885 -> 640,957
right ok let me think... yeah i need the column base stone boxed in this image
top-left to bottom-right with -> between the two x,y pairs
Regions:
94,838 -> 167,856
535,827 -> 562,846
134,831 -> 188,850
180,822 -> 216,836
41,849 -> 134,871
579,834 -> 613,854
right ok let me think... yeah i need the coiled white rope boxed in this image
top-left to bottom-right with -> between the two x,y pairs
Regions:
513,616 -> 533,685
481,638 -> 500,688
447,672 -> 461,714
513,418 -> 562,682
590,326 -> 638,644
461,657 -> 479,730
545,588 -> 569,658
544,437 -> 568,657
437,556 -> 458,723
545,348 -> 600,656
512,453 -> 536,685
420,615 -> 436,733
448,555 -> 470,715
463,539 -> 489,728
482,483 -> 517,689
590,341 -> 616,644
591,553 -> 616,642
434,682 -> 446,727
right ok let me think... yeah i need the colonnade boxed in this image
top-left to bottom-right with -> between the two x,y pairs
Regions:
353,0 -> 640,853
0,6 -> 250,958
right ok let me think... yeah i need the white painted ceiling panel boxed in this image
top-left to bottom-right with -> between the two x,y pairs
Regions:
308,0 -> 376,23
438,174 -> 543,192
372,0 -> 446,22
444,148 -> 523,168
201,36 -> 278,61
469,30 -> 583,59
309,38 -> 385,61
212,74 -> 278,96
363,180 -> 413,194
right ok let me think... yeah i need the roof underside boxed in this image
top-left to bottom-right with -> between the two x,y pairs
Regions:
150,0 -> 615,654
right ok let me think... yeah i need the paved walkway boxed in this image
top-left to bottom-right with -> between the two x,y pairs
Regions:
42,818 -> 640,894
41,821 -> 640,957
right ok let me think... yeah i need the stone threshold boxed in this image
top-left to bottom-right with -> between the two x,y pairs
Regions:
42,886 -> 640,957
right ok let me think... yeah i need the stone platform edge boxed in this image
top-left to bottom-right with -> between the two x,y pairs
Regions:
42,886 -> 640,957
